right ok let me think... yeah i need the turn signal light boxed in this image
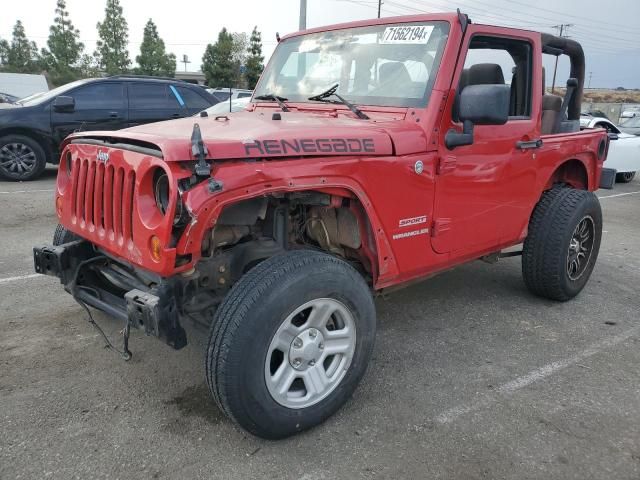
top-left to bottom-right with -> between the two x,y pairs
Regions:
55,196 -> 63,216
149,235 -> 162,262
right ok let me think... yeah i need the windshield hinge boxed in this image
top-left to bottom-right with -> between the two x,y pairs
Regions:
191,123 -> 211,177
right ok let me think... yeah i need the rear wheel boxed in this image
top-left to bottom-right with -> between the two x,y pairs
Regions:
0,135 -> 47,181
615,171 -> 636,183
522,186 -> 602,301
205,250 -> 376,439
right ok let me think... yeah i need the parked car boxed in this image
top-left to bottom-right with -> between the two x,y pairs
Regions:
200,96 -> 251,116
620,106 -> 640,119
0,75 -> 218,181
0,72 -> 49,100
35,14 -> 609,439
0,92 -> 19,104
206,87 -> 253,103
620,115 -> 640,136
581,114 -> 640,182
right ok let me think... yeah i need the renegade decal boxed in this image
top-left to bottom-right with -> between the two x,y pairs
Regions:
243,138 -> 376,156
392,228 -> 429,240
399,215 -> 428,228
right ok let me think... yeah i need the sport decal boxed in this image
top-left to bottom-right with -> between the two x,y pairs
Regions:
399,215 -> 428,228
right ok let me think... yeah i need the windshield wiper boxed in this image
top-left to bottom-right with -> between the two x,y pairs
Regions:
254,94 -> 290,112
308,84 -> 369,120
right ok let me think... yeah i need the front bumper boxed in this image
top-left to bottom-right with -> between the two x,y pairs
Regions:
33,241 -> 187,350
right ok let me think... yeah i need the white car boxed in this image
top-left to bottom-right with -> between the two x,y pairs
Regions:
198,96 -> 251,116
580,115 -> 640,183
620,107 -> 640,119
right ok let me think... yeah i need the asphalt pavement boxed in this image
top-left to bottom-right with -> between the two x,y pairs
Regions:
1,166 -> 639,479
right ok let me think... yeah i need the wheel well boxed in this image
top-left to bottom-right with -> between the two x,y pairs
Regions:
545,159 -> 588,190
199,191 -> 378,284
0,128 -> 55,163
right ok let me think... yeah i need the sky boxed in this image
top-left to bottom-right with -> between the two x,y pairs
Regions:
1,0 -> 639,88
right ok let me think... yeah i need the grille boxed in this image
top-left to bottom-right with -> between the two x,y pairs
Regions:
70,158 -> 136,241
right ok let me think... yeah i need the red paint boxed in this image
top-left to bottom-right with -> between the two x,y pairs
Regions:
55,14 -> 607,291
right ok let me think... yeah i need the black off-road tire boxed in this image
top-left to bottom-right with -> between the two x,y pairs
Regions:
53,224 -> 79,246
615,171 -> 636,183
522,186 -> 602,301
205,250 -> 376,439
0,134 -> 47,181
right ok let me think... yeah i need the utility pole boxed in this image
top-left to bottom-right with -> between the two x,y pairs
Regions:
299,0 -> 307,30
181,54 -> 190,73
378,0 -> 383,18
588,71 -> 593,89
550,23 -> 573,93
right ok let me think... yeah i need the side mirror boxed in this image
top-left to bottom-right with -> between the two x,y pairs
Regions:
445,84 -> 511,149
53,96 -> 75,113
607,132 -> 619,141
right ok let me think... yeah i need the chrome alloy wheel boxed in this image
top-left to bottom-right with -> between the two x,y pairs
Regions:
265,298 -> 357,409
567,215 -> 595,281
0,142 -> 37,176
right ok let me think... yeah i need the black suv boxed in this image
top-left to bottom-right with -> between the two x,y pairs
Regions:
0,76 -> 217,181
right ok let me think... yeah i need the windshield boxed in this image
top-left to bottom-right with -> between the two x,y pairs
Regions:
255,21 -> 450,108
18,79 -> 91,106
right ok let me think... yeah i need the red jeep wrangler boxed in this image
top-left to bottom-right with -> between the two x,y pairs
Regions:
34,12 -> 610,439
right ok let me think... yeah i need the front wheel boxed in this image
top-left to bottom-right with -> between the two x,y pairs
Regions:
0,134 -> 47,181
522,187 -> 602,301
205,250 -> 376,439
616,171 -> 636,183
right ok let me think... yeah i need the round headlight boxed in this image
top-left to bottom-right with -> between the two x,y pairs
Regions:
153,170 -> 186,226
154,172 -> 170,215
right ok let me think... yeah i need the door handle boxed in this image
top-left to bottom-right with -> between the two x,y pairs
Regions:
516,139 -> 543,150
171,113 -> 183,119
109,112 -> 120,119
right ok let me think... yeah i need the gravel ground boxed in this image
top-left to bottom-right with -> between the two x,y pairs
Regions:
1,167 -> 639,480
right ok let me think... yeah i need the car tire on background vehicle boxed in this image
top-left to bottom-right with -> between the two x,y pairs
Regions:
205,249 -> 376,439
0,134 -> 47,181
53,224 -> 79,246
522,186 -> 602,301
615,171 -> 636,183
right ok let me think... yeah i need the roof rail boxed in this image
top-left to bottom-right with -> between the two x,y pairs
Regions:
107,74 -> 186,82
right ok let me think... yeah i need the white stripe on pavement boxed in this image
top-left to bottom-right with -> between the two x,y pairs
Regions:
0,189 -> 54,194
0,273 -> 43,284
435,324 -> 640,424
598,190 -> 640,199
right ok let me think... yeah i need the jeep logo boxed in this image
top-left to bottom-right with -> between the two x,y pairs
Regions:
97,150 -> 109,163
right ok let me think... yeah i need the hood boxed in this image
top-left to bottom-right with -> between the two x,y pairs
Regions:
69,110 -> 428,161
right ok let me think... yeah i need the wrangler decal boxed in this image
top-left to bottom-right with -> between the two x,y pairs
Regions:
392,228 -> 429,240
243,138 -> 376,156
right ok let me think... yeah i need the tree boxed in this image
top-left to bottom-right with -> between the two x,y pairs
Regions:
1,20 -> 41,74
245,26 -> 264,89
95,0 -> 130,75
78,53 -> 100,78
135,19 -> 176,76
0,38 -> 9,66
41,0 -> 85,86
202,28 -> 248,88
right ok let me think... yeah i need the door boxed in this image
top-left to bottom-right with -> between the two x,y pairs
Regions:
432,28 -> 541,255
127,82 -> 185,126
51,82 -> 127,144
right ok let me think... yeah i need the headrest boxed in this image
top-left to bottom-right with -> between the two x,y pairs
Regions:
379,62 -> 411,85
542,94 -> 562,111
468,63 -> 505,85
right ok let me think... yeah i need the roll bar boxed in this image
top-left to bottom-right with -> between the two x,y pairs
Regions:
541,33 -> 585,120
